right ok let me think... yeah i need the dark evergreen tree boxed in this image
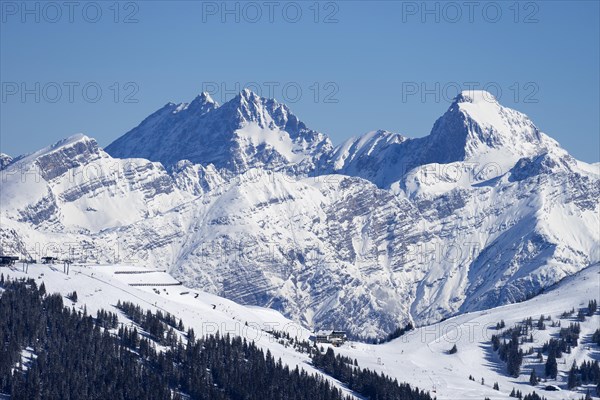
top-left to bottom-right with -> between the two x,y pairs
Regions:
448,344 -> 457,354
587,299 -> 597,316
492,330 -> 523,377
591,328 -> 600,347
567,363 -> 578,389
578,308 -> 586,322
567,360 -> 600,391
523,392 -> 547,400
537,315 -> 545,330
545,352 -> 558,379
529,369 -> 538,385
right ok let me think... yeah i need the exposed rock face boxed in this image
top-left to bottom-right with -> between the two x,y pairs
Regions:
0,153 -> 12,170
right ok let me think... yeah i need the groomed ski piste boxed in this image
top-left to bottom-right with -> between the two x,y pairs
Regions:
2,262 -> 598,399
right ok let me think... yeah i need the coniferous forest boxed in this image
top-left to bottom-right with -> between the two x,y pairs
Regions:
0,277 -> 434,400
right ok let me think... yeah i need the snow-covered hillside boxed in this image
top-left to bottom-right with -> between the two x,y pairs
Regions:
333,263 -> 600,400
0,263 -> 356,397
1,262 -> 598,399
1,89 -> 598,339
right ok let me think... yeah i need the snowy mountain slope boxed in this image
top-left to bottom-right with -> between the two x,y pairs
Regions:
105,89 -> 332,174
0,263 -> 357,399
332,263 -> 600,400
168,171 -> 421,336
406,153 -> 599,323
2,261 -> 598,400
1,89 -> 598,340
1,134 -> 192,233
170,160 -> 225,196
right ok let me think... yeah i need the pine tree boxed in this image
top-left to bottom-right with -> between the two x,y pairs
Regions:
588,299 -> 598,316
567,363 -> 578,389
545,352 -> 558,379
537,315 -> 545,330
67,291 -> 78,302
529,369 -> 538,385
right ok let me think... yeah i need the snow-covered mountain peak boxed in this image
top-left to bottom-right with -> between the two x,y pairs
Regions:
198,90 -> 216,103
324,88 -> 582,193
170,91 -> 219,115
453,89 -> 499,105
0,153 -> 13,170
186,91 -> 218,112
106,89 -> 332,173
239,87 -> 260,101
507,149 -> 587,183
422,89 -> 551,171
46,133 -> 94,151
226,89 -> 274,121
220,89 -> 292,129
225,88 -> 261,107
13,133 -> 99,165
5,133 -> 105,182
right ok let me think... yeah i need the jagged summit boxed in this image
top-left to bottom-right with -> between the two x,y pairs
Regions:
45,133 -> 92,149
239,87 -> 259,100
105,89 -> 331,173
198,91 -> 216,103
0,153 -> 13,170
171,91 -> 218,114
453,89 -> 499,104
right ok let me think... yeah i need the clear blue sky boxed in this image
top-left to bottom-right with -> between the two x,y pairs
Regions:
1,1 -> 599,162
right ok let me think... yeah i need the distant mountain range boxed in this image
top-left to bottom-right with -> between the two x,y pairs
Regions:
1,89 -> 598,338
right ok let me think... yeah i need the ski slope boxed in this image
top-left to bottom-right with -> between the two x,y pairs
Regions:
1,262 -> 598,399
0,263 -> 358,398
333,263 -> 600,399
